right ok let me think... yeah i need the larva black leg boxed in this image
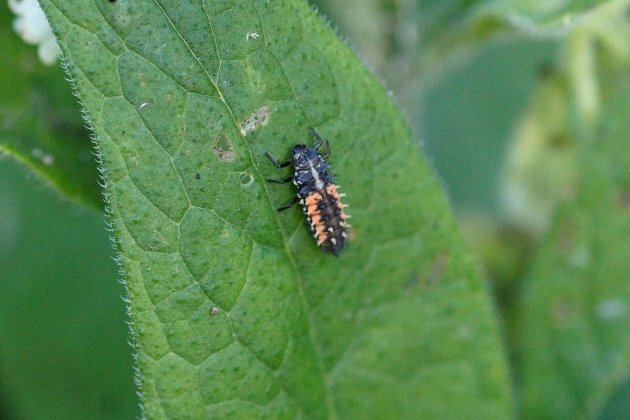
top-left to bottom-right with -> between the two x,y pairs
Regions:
321,140 -> 331,158
265,151 -> 291,168
309,127 -> 324,149
265,176 -> 294,184
277,197 -> 299,211
309,127 -> 331,157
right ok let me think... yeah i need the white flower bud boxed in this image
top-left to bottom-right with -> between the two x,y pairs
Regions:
9,0 -> 61,65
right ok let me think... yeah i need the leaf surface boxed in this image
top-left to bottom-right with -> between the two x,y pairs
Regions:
40,0 -> 512,417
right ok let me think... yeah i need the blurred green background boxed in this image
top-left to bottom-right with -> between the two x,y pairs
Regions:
0,160 -> 137,419
1,0 -> 629,418
0,2 -> 553,418
1,3 -> 137,418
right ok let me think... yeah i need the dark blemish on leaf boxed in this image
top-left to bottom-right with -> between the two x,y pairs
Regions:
404,271 -> 419,291
556,220 -> 575,255
557,220 -> 590,267
617,189 -> 630,210
549,133 -> 571,149
409,252 -> 450,290
239,105 -> 269,136
212,134 -> 235,162
109,0 -> 116,2
552,299 -> 576,327
195,172 -> 201,180
426,252 -> 450,286
537,62 -> 555,79
239,171 -> 254,187
210,306 -> 219,317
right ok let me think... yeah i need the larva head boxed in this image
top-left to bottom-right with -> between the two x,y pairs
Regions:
292,145 -> 319,169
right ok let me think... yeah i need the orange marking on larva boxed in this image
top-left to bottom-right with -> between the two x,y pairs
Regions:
326,184 -> 340,199
305,193 -> 321,206
315,222 -> 327,236
310,213 -> 322,225
317,233 -> 328,243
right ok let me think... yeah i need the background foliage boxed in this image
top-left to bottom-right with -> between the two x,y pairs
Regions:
0,0 -> 628,418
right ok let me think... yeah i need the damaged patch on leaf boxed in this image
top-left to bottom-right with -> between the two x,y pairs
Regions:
239,105 -> 269,135
213,134 -> 235,162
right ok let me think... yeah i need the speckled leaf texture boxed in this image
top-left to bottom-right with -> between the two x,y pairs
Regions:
39,0 -> 512,418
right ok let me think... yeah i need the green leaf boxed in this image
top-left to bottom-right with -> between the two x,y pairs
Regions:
40,0 -> 512,417
0,2 -> 101,208
517,39 -> 630,420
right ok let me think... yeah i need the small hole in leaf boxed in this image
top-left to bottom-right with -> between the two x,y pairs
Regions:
239,172 -> 254,187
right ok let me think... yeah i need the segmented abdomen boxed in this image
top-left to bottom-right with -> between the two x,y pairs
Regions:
302,184 -> 348,255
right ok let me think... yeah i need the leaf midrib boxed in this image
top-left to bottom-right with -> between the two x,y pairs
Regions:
147,0 -> 338,416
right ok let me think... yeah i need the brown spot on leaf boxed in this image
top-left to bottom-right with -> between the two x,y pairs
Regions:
617,189 -> 630,210
426,252 -> 451,286
346,227 -> 357,241
556,220 -> 575,255
213,134 -> 235,162
552,299 -> 576,327
210,306 -> 219,317
408,252 -> 450,290
548,133 -> 571,149
424,252 -> 450,288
